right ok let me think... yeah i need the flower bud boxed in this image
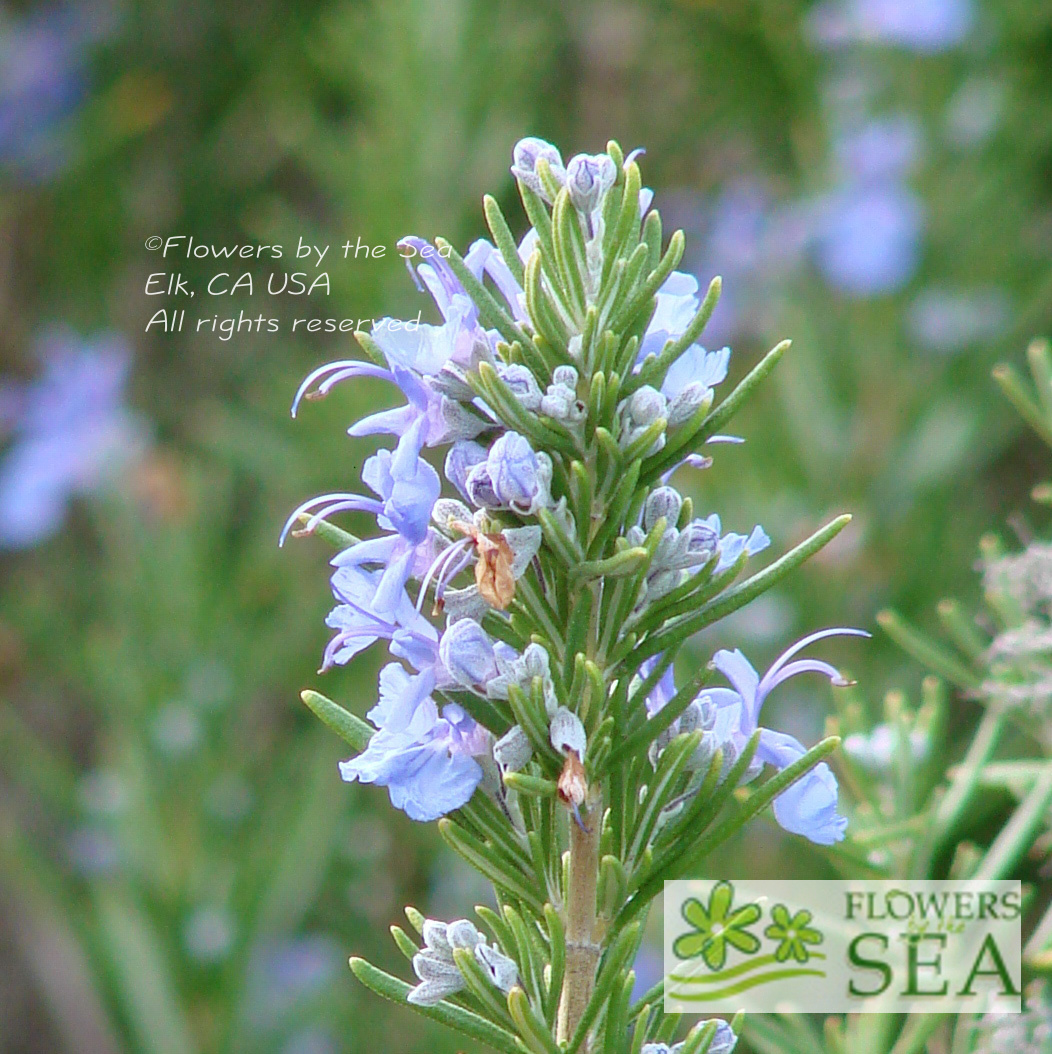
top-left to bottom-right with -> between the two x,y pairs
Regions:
552,365 -> 578,388
474,943 -> 519,993
465,462 -> 501,509
421,920 -> 451,954
620,386 -> 668,454
432,498 -> 473,531
644,487 -> 683,532
497,363 -> 542,411
667,381 -> 714,426
445,441 -> 487,502
493,725 -> 533,773
411,956 -> 456,982
487,432 -> 549,513
705,1021 -> 739,1054
550,707 -> 587,757
447,919 -> 483,950
565,152 -> 617,213
408,952 -> 464,1005
644,568 -> 682,602
625,385 -> 667,426
511,137 -> 566,202
439,619 -> 497,687
683,519 -> 719,563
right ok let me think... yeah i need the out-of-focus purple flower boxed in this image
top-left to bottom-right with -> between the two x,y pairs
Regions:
339,698 -> 488,822
811,184 -> 924,295
833,116 -> 921,183
67,826 -> 120,876
807,0 -> 975,52
0,328 -> 145,550
706,629 -> 870,844
907,287 -> 1010,353
0,10 -> 88,179
250,936 -> 341,1025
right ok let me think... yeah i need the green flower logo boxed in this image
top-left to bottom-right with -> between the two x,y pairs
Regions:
764,904 -> 823,964
673,881 -> 762,971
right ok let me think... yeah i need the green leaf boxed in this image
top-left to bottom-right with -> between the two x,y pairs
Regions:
484,194 -> 525,285
877,609 -> 981,691
681,1020 -> 720,1054
93,886 -> 196,1054
389,923 -> 418,963
507,986 -> 561,1054
610,230 -> 685,334
607,662 -> 712,769
349,957 -> 521,1054
300,689 -> 372,752
292,513 -> 359,550
438,819 -> 545,914
993,362 -> 1052,447
699,338 -> 790,440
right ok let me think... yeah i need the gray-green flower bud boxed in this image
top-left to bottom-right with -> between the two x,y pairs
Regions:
493,725 -> 533,773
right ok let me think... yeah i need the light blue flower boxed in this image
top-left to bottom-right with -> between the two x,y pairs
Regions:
0,329 -> 145,549
833,116 -> 921,183
639,271 -> 701,360
321,564 -> 437,671
0,9 -> 93,181
293,359 -> 484,466
339,698 -> 487,822
285,447 -> 440,618
661,345 -> 731,403
706,628 -> 870,844
438,618 -> 498,688
699,514 -> 770,573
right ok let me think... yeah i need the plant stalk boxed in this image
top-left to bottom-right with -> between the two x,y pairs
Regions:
557,796 -> 601,1049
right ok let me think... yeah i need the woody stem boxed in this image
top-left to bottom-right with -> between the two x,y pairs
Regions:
557,796 -> 600,1049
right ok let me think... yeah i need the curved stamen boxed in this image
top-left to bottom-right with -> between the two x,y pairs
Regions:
279,493 -> 383,546
415,537 -> 473,613
434,547 -> 474,605
291,360 -> 393,417
758,628 -> 871,700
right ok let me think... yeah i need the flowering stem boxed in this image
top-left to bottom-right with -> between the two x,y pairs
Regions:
557,795 -> 601,1049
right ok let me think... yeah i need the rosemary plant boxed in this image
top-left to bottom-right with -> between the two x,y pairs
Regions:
284,138 -> 866,1054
